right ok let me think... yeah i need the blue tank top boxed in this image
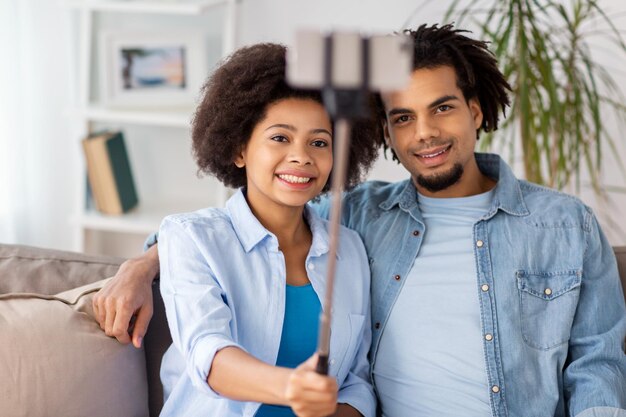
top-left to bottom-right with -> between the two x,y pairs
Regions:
255,283 -> 321,417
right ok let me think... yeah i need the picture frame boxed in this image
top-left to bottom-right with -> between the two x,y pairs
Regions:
100,31 -> 207,109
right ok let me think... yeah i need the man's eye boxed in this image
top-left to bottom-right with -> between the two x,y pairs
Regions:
271,135 -> 288,142
311,139 -> 329,148
394,115 -> 411,124
436,105 -> 451,113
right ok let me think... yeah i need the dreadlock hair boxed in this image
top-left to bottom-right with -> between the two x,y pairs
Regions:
378,23 -> 512,161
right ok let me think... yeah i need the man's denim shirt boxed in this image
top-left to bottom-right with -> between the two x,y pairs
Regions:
315,153 -> 626,417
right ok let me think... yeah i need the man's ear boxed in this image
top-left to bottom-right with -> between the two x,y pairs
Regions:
382,119 -> 392,147
382,118 -> 400,163
469,98 -> 483,130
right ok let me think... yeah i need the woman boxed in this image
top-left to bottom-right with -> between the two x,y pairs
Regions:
158,43 -> 381,417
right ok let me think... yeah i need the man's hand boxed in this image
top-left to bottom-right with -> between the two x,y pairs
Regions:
286,355 -> 339,417
92,244 -> 160,348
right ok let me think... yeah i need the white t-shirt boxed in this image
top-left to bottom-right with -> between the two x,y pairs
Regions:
373,189 -> 494,417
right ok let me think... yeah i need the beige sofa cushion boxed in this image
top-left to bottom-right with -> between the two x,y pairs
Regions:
0,278 -> 149,417
0,244 -> 123,294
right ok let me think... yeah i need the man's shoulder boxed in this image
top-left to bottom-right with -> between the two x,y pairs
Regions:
308,207 -> 366,249
345,179 -> 411,208
517,180 -> 593,226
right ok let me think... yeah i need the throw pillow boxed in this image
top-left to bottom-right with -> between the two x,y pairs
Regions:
0,278 -> 149,417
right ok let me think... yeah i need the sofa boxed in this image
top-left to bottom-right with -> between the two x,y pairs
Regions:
0,244 -> 171,417
1,243 -> 625,417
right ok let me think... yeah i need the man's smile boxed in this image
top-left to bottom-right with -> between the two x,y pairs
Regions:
415,144 -> 452,167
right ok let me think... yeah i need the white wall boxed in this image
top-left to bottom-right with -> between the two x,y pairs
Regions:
5,0 -> 626,251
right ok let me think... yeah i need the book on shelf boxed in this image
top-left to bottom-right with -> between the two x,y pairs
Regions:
82,131 -> 139,215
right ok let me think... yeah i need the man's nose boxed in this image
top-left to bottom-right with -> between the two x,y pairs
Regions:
415,116 -> 440,141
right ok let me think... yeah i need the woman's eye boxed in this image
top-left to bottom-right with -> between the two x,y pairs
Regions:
271,135 -> 288,142
311,139 -> 329,148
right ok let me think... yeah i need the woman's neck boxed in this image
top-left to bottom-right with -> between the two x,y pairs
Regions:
246,197 -> 310,249
244,190 -> 313,286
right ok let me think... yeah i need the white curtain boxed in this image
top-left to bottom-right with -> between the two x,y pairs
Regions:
0,0 -> 26,242
0,0 -> 76,248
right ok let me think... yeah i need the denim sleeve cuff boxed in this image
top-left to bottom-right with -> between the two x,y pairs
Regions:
187,336 -> 245,398
574,407 -> 626,417
143,232 -> 159,252
337,380 -> 377,417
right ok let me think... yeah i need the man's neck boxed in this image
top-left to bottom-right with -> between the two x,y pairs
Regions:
415,157 -> 497,198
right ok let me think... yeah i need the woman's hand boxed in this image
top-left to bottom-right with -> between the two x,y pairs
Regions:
209,349 -> 338,417
286,355 -> 338,417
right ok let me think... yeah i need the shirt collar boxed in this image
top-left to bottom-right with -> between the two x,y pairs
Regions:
379,153 -> 529,217
305,202 -> 338,259
475,153 -> 529,217
379,179 -> 419,212
226,189 -> 272,253
226,189 -> 338,258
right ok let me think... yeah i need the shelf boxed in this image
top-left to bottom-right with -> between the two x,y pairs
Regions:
74,105 -> 193,127
62,0 -> 229,15
66,0 -> 237,256
75,200 -> 207,235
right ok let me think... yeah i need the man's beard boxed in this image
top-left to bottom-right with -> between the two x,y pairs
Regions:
416,163 -> 464,193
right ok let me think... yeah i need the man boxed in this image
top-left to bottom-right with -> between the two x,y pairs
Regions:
93,24 -> 626,417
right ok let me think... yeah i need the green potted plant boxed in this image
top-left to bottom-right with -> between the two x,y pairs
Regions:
440,0 -> 626,193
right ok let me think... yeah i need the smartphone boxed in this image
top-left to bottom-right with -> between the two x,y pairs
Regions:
286,30 -> 413,92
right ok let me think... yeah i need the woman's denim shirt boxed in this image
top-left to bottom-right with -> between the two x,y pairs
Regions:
314,153 -> 626,417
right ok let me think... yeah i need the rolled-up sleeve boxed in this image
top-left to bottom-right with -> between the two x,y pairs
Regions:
159,217 -> 243,398
143,231 -> 159,251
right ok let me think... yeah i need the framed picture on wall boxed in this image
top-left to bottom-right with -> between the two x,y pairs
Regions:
100,31 -> 207,109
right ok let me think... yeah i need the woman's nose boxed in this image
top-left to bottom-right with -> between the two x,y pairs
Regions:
287,142 -> 313,165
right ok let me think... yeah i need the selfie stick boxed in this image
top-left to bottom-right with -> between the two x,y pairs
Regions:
287,31 -> 412,375
315,116 -> 351,374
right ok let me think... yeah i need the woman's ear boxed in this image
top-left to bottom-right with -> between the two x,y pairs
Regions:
234,151 -> 245,168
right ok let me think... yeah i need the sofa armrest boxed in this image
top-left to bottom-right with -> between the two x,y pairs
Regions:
145,277 -> 172,416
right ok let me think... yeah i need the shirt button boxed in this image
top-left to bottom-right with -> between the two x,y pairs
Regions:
485,333 -> 493,341
481,284 -> 489,292
374,322 -> 381,329
476,240 -> 484,248
308,263 -> 315,270
394,274 -> 401,281
412,230 -> 420,236
544,288 -> 552,296
491,385 -> 500,393
330,359 -> 336,365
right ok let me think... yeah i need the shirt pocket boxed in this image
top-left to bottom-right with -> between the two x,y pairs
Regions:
516,269 -> 582,349
333,313 -> 366,383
